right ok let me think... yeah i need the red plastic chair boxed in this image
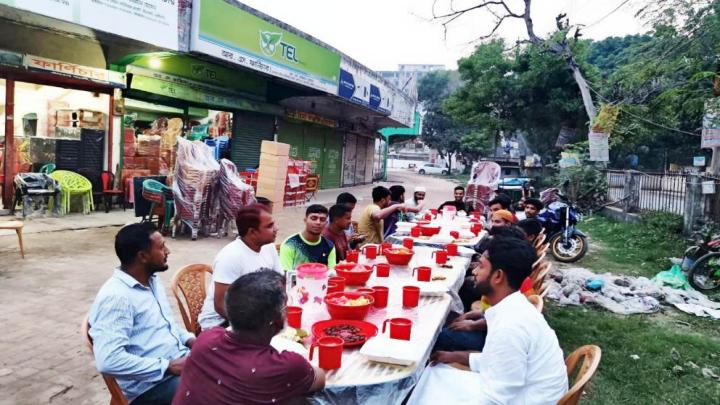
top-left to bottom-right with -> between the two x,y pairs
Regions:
101,171 -> 125,213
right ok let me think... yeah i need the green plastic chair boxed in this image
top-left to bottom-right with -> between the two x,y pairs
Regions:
49,170 -> 94,215
39,163 -> 56,174
142,179 -> 175,234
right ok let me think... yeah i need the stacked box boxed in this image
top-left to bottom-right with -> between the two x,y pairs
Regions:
256,141 -> 291,204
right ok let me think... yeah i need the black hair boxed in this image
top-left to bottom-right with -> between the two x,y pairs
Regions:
372,186 -> 391,202
486,236 -> 537,290
524,198 -> 544,211
115,222 -> 157,267
329,204 -> 352,222
488,225 -> 526,240
305,204 -> 328,217
336,192 -> 357,205
518,218 -> 543,238
454,186 -> 465,192
389,185 -> 405,201
488,195 -> 511,209
255,196 -> 272,206
225,270 -> 286,331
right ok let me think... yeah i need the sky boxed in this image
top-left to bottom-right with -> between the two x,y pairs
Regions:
239,0 -> 648,71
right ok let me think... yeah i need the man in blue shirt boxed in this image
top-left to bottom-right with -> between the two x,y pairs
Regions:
89,223 -> 194,404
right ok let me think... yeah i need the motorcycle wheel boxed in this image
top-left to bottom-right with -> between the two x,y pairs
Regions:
688,252 -> 720,292
549,233 -> 588,263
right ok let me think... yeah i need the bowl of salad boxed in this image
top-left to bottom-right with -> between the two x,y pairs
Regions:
334,263 -> 373,286
324,292 -> 375,320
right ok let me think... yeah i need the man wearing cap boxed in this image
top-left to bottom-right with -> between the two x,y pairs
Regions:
404,187 -> 426,221
490,210 -> 515,228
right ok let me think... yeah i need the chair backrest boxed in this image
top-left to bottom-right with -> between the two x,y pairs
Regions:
533,252 -> 546,268
538,283 -> 549,298
170,264 -> 213,336
534,233 -> 547,249
39,163 -> 56,174
101,171 -> 115,192
306,174 -> 320,192
532,262 -> 552,291
558,345 -> 602,405
527,294 -> 544,312
536,243 -> 549,257
81,316 -> 129,405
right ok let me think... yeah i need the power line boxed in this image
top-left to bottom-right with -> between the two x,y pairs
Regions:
583,0 -> 632,29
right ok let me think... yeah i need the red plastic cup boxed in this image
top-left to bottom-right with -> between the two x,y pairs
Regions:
382,317 -> 412,340
410,227 -> 421,237
403,237 -> 415,249
449,230 -> 460,239
424,213 -> 432,221
381,242 -> 393,253
346,250 -> 359,263
432,250 -> 448,265
286,306 -> 303,329
412,266 -> 432,282
372,286 -> 389,308
327,283 -> 343,294
446,243 -> 458,256
374,263 -> 391,277
328,276 -> 346,294
362,244 -> 378,260
430,208 -> 438,216
402,285 -> 420,307
356,287 -> 375,296
309,336 -> 344,370
471,223 -> 483,235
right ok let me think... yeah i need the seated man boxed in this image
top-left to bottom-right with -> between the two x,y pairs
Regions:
323,204 -> 352,261
280,204 -> 337,271
336,192 -> 364,248
524,197 -> 545,219
199,204 -> 281,330
384,185 -> 422,238
438,186 -> 473,214
174,271 -> 325,405
409,237 -> 568,404
403,186 -> 426,221
490,209 -> 515,228
89,223 -> 194,405
357,186 -> 405,246
255,196 -> 274,213
488,194 -> 518,222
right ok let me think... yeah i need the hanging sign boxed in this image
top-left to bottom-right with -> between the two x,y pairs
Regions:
24,54 -> 126,87
588,131 -> 610,162
694,156 -> 706,167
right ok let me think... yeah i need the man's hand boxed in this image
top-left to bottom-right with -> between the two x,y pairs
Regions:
448,319 -> 478,332
430,351 -> 470,366
462,309 -> 485,321
395,203 -> 406,212
167,356 -> 187,375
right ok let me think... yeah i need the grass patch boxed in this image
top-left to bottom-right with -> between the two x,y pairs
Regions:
430,172 -> 469,184
578,212 -> 686,278
546,304 -> 720,405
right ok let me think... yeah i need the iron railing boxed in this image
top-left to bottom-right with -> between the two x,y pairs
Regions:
604,170 -> 688,215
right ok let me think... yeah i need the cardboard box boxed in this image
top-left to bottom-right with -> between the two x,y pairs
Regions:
255,188 -> 286,203
257,165 -> 288,185
260,140 -> 290,157
259,152 -> 290,169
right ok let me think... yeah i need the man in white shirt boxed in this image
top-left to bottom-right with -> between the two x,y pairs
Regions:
198,204 -> 281,330
409,237 -> 568,405
404,186 -> 426,221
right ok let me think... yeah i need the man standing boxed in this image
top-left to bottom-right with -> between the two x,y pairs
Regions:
280,204 -> 336,271
524,198 -> 545,219
174,271 -> 325,405
438,186 -> 474,214
323,204 -> 352,261
384,185 -> 422,238
404,186 -> 426,221
89,223 -> 194,404
357,186 -> 405,246
198,204 -> 281,330
409,237 -> 568,404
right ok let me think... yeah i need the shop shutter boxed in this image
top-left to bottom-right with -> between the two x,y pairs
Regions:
364,137 -> 375,183
343,133 -> 357,186
55,140 -> 81,171
231,111 -> 275,171
277,120 -> 305,158
303,126 -> 326,176
354,135 -> 367,184
321,131 -> 343,189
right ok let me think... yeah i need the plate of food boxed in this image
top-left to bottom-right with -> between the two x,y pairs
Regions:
311,319 -> 378,347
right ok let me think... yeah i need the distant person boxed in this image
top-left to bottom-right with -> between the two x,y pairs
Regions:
174,271 -> 326,405
255,196 -> 274,213
490,209 -> 515,228
404,186 -> 426,221
89,223 -> 193,404
438,186 -> 474,214
199,204 -> 281,330
357,186 -> 405,246
524,198 -> 544,219
336,192 -> 364,247
280,204 -> 336,271
518,218 -> 544,244
323,204 -> 353,261
336,192 -> 357,211
384,185 -> 422,238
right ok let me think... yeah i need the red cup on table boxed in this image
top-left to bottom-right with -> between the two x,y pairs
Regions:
380,242 -> 393,253
372,286 -> 389,308
362,244 -> 378,260
356,287 -> 375,296
412,266 -> 432,282
446,243 -> 458,256
286,306 -> 303,329
346,250 -> 359,263
410,227 -> 421,238
424,213 -> 432,221
402,285 -> 421,308
449,230 -> 460,239
309,336 -> 344,370
471,223 -> 483,235
382,317 -> 412,340
432,250 -> 448,265
327,276 -> 346,294
403,237 -> 415,250
374,263 -> 390,277
430,208 -> 438,216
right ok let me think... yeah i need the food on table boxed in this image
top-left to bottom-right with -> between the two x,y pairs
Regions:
326,295 -> 371,306
323,324 -> 366,344
279,327 -> 309,343
432,275 -> 447,281
386,247 -> 413,255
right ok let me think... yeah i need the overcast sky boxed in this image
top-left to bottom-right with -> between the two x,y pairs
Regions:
239,0 -> 648,71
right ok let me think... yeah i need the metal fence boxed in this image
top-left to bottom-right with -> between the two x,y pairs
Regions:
604,170 -> 688,215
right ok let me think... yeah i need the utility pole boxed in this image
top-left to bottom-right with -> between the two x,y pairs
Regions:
709,73 -> 720,175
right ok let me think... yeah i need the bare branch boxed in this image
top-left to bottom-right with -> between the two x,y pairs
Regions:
434,0 -> 522,19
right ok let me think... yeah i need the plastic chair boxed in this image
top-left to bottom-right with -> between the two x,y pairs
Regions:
101,171 -> 125,213
533,233 -> 547,249
0,221 -> 25,258
531,261 -> 552,291
39,163 -> 56,174
558,345 -> 602,405
141,179 -> 174,235
81,316 -> 129,405
170,264 -> 213,336
50,170 -> 94,215
305,174 -> 320,201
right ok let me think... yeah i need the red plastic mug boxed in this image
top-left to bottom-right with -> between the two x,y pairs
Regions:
381,242 -> 393,253
412,266 -> 432,282
410,227 -> 421,237
446,243 -> 458,256
362,244 -> 378,259
432,250 -> 448,265
424,213 -> 432,221
286,306 -> 303,329
382,317 -> 412,340
346,250 -> 359,263
356,287 -> 375,296
329,276 -> 346,290
449,230 -> 460,239
403,237 -> 415,249
430,208 -> 438,216
374,263 -> 390,277
309,336 -> 344,370
327,283 -> 343,294
471,223 -> 483,235
402,285 -> 421,307
372,286 -> 389,308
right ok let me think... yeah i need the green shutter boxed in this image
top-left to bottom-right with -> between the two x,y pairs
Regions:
231,112 -> 275,170
322,131 -> 343,189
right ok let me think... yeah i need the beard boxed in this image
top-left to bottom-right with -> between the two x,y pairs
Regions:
150,262 -> 169,273
474,277 -> 493,297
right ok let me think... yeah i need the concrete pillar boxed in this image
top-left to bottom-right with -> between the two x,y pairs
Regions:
684,174 -> 705,235
623,171 -> 640,213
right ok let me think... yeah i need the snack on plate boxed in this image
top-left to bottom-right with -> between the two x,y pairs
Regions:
323,324 -> 365,344
279,327 -> 309,343
327,295 -> 371,306
432,275 -> 447,281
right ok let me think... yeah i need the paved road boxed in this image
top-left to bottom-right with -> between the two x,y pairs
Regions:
0,171 -> 461,404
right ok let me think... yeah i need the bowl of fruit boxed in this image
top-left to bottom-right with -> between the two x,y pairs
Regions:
324,292 -> 375,320
334,263 -> 373,286
383,247 -> 415,266
420,225 -> 441,236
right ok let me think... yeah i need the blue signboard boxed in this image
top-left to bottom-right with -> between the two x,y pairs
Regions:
337,62 -> 391,115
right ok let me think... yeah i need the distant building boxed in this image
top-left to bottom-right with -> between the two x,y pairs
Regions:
379,64 -> 446,99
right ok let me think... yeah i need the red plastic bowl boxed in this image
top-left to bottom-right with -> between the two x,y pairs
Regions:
334,263 -> 373,286
324,292 -> 375,320
420,226 -> 441,236
383,248 -> 414,266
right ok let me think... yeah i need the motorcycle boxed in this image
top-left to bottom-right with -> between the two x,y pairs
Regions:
538,189 -> 588,263
684,236 -> 720,293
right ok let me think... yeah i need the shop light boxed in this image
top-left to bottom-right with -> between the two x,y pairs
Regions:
149,57 -> 162,69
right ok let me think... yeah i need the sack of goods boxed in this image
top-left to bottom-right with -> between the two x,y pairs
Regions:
173,137 -> 220,236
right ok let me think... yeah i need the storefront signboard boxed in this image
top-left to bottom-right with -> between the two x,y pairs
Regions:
588,131 -> 610,162
25,54 -> 126,87
190,0 -> 340,94
0,49 -> 23,68
0,0 -> 178,50
338,59 -> 392,115
286,109 -> 336,128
